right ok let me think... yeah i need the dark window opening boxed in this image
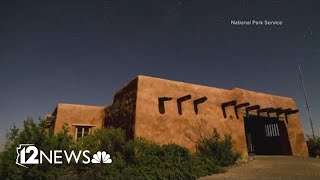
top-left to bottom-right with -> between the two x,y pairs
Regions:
76,126 -> 91,140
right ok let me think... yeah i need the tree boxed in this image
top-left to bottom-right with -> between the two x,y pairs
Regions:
0,118 -> 73,180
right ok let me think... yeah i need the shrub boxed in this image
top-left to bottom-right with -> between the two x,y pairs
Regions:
0,119 -> 239,180
0,118 -> 73,180
306,135 -> 320,157
190,154 -> 223,178
113,140 -> 197,180
75,127 -> 127,155
72,127 -> 127,179
118,137 -> 225,179
196,129 -> 240,166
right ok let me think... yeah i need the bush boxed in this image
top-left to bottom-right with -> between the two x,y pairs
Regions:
196,129 -> 240,166
113,131 -> 234,179
0,118 -> 73,180
119,142 -> 196,180
71,127 -> 128,179
306,135 -> 320,157
190,154 -> 223,178
0,118 -> 239,180
75,127 -> 127,155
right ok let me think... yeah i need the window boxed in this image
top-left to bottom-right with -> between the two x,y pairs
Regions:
76,126 -> 91,139
265,124 -> 280,137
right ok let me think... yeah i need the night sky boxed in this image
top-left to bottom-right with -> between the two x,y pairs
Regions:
1,1 -> 319,149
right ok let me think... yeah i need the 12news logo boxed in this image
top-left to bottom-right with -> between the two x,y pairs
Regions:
16,144 -> 112,168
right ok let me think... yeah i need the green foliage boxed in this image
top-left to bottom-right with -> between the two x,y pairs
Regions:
0,118 -> 73,180
118,142 -> 197,180
75,127 -> 126,155
0,118 -> 239,180
306,135 -> 320,157
71,128 -> 128,179
189,154 -> 223,178
196,129 -> 240,166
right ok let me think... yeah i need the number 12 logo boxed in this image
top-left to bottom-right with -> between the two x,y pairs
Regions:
16,144 -> 38,168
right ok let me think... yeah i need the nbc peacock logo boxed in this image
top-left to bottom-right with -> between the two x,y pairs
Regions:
91,151 -> 112,164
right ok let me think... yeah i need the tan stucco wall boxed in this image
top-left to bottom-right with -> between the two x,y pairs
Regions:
134,75 -> 308,158
50,75 -> 308,158
53,103 -> 106,139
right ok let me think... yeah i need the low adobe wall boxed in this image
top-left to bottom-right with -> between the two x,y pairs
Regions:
53,103 -> 106,138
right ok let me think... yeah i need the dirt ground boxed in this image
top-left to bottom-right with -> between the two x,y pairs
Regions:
199,156 -> 320,180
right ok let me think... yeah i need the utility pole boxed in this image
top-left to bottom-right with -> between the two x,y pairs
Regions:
298,63 -> 315,139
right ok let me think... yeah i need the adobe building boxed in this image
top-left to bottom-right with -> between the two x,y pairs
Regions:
47,75 -> 308,158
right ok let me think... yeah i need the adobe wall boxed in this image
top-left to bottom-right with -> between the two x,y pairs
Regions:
53,103 -> 106,138
134,75 -> 308,158
105,78 -> 138,139
135,76 -> 248,157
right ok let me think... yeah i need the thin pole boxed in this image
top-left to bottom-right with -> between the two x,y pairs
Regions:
298,63 -> 315,139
